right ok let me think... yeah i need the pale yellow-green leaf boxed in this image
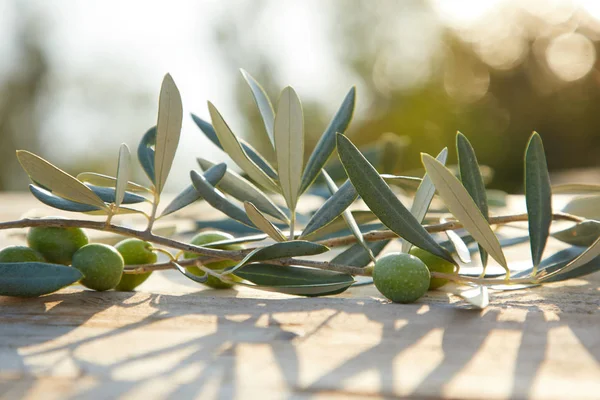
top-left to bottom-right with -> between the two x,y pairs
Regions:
114,143 -> 131,208
208,101 -> 280,193
243,202 -> 287,242
421,153 -> 507,270
439,283 -> 489,309
77,172 -> 150,193
17,150 -> 108,210
154,73 -> 183,193
274,86 -> 304,211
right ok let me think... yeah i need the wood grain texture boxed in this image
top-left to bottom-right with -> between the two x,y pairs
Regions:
0,194 -> 599,399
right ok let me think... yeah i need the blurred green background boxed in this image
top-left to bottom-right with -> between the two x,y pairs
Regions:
1,0 -> 600,194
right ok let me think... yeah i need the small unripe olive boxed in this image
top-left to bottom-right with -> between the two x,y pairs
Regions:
71,243 -> 124,291
0,246 -> 46,263
114,239 -> 157,291
184,231 -> 243,289
373,252 -> 430,303
409,247 -> 455,290
27,226 -> 88,265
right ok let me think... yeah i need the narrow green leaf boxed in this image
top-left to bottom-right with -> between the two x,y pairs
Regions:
226,240 -> 329,274
301,210 -> 380,241
244,202 -> 287,242
208,102 -> 280,192
85,185 -> 146,205
172,261 -> 208,284
514,247 -> 600,283
240,69 -> 276,147
274,86 -> 304,211
525,132 -> 552,268
137,126 -> 156,184
300,179 -> 357,238
17,150 -> 108,210
336,134 -> 454,264
154,74 -> 183,193
322,169 -> 373,261
421,153 -> 507,270
77,172 -> 150,193
457,132 -> 489,268
331,240 -> 389,268
402,147 -> 448,253
115,144 -> 131,208
552,220 -> 600,247
29,185 -> 101,213
198,158 -> 287,222
234,263 -> 354,296
190,168 -> 256,228
539,235 -> 600,282
191,113 -> 278,180
0,262 -> 83,297
160,164 -> 227,217
300,87 -> 356,194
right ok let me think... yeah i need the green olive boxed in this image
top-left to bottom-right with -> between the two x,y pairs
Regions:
27,226 -> 88,265
71,243 -> 124,291
114,239 -> 157,291
0,246 -> 46,263
409,247 -> 455,290
184,231 -> 243,289
373,252 -> 430,303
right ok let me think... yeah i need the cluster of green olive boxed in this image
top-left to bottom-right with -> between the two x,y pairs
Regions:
372,248 -> 455,303
0,227 -> 242,292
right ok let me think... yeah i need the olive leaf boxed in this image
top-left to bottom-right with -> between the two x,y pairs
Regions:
525,132 -> 552,268
114,143 -> 131,208
191,113 -> 278,180
137,126 -> 156,184
274,86 -> 304,212
77,172 -> 150,193
300,178 -> 358,239
17,150 -> 108,210
0,262 -> 83,297
514,246 -> 600,283
29,185 -> 101,213
84,185 -> 146,205
456,132 -> 489,268
198,158 -> 287,222
421,153 -> 508,271
322,169 -> 374,260
190,169 -> 256,228
331,240 -> 390,268
160,163 -> 227,217
208,102 -> 280,192
299,86 -> 356,194
336,133 -> 454,264
154,74 -> 183,194
225,240 -> 329,274
445,229 -> 472,263
402,147 -> 448,253
552,220 -> 600,247
240,69 -> 276,149
539,234 -> 600,282
172,261 -> 208,284
202,233 -> 268,248
234,264 -> 354,297
301,210 -> 380,241
438,283 -> 489,309
244,202 -> 287,242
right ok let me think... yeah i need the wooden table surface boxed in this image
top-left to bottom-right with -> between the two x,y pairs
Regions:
0,194 -> 599,399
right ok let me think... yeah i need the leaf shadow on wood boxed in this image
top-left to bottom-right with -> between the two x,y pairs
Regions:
0,275 -> 599,399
